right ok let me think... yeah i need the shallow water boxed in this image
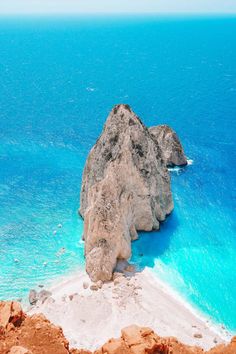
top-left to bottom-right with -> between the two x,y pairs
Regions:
0,15 -> 235,330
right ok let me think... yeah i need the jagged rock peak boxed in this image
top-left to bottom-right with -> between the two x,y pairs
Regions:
80,104 -> 173,282
149,124 -> 187,167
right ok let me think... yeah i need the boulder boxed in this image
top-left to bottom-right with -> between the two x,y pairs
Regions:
0,301 -> 25,329
80,104 -> 173,282
38,290 -> 52,304
149,125 -> 187,167
29,289 -> 38,305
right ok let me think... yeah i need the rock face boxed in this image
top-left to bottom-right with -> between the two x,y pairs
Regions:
95,326 -> 236,354
0,302 -> 235,354
0,301 -> 70,354
149,125 -> 187,167
80,104 -> 173,282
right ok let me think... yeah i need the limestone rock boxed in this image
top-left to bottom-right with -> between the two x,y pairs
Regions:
28,289 -> 38,305
38,289 -> 52,304
80,104 -> 173,282
90,284 -> 99,291
83,282 -> 89,290
96,280 -> 103,289
149,125 -> 187,167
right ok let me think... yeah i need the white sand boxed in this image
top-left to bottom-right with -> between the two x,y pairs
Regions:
28,266 -> 231,351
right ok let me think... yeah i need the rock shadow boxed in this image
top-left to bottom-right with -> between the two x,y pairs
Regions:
130,210 -> 179,272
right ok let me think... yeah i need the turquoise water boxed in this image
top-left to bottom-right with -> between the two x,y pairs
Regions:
0,16 -> 235,330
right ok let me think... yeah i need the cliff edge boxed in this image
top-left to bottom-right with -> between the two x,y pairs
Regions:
0,302 -> 234,354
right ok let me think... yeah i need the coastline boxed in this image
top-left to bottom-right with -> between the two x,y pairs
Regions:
27,266 -> 231,351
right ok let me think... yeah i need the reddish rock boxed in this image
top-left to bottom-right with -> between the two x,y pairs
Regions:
8,346 -> 32,354
0,301 -> 25,330
0,301 -> 235,354
207,336 -> 236,354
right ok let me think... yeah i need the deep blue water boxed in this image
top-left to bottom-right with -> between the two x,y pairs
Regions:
0,16 -> 235,331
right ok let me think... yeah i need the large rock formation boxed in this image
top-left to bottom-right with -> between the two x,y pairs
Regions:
149,125 -> 187,167
0,304 -> 234,354
80,104 -> 173,282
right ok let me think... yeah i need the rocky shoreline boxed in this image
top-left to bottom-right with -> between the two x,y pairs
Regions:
25,266 -> 231,352
0,299 -> 235,354
1,105 -> 234,354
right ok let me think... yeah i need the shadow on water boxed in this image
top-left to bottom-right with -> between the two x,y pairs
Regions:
130,210 -> 179,271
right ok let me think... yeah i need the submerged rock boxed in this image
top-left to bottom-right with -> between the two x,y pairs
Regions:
80,104 -> 173,282
149,125 -> 187,167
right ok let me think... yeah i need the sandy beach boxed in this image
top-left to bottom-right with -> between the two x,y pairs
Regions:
27,265 -> 231,351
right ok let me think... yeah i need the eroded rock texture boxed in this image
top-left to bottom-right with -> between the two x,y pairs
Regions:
95,325 -> 236,354
0,301 -> 70,354
80,104 -> 173,282
0,303 -> 235,354
149,125 -> 187,167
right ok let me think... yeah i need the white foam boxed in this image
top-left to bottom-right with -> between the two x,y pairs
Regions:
86,87 -> 95,92
187,159 -> 194,165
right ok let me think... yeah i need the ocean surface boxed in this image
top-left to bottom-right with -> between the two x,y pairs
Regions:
0,15 -> 235,331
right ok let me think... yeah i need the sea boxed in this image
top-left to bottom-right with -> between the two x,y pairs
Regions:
0,15 -> 235,332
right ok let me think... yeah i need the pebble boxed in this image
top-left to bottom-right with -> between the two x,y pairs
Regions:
83,282 -> 89,289
69,293 -> 78,301
124,265 -> 135,272
96,280 -> 103,289
135,286 -> 142,290
90,284 -> 99,291
114,278 -> 121,286
113,271 -> 123,279
46,297 -> 55,305
193,333 -> 203,339
29,289 -> 38,305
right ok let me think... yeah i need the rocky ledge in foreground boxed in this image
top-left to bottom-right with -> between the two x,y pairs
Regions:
80,104 -> 187,282
0,301 -> 235,354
